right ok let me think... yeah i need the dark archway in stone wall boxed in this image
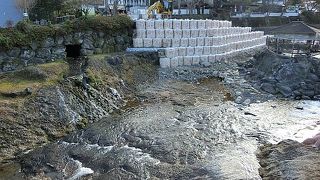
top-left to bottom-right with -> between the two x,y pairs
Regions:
65,44 -> 81,58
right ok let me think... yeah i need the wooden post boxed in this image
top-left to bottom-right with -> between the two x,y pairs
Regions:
291,39 -> 294,57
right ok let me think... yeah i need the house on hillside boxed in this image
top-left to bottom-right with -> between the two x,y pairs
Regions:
0,0 -> 22,27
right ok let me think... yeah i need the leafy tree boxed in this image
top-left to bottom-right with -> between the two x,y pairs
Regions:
29,0 -> 64,21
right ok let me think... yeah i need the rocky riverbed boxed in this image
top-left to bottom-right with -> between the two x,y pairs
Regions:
1,50 -> 320,179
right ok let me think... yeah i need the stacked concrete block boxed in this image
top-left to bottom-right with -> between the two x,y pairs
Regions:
155,20 -> 164,29
194,47 -> 203,55
164,19 -> 173,29
192,56 -> 200,65
133,38 -> 143,47
171,57 -> 179,67
200,55 -> 209,64
160,58 -> 171,68
165,29 -> 174,38
183,29 -> 191,38
191,29 -> 199,38
199,29 -> 206,37
173,20 -> 182,29
162,39 -> 172,47
186,47 -> 195,56
190,21 -> 197,29
174,29 -> 182,38
208,55 -> 216,63
136,30 -> 145,38
153,39 -> 162,47
180,39 -> 188,47
145,20 -> 155,29
189,38 -> 197,47
146,29 -> 156,38
177,57 -> 184,66
136,19 -> 146,30
133,19 -> 266,68
203,46 -> 211,55
197,38 -> 205,46
181,20 -> 190,29
156,29 -> 165,38
197,20 -> 206,29
172,39 -> 180,47
183,56 -> 192,66
178,47 -> 187,56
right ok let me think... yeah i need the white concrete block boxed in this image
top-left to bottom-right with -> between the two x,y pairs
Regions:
199,29 -> 206,37
145,20 -> 155,29
204,38 -> 212,46
143,38 -> 153,47
192,56 -> 200,65
200,55 -> 209,64
207,29 -> 214,37
189,38 -> 197,47
191,29 -> 199,38
155,20 -> 164,29
215,54 -> 222,61
186,47 -> 195,56
212,20 -> 219,28
165,29 -> 174,38
205,19 -> 212,29
197,38 -> 205,46
171,57 -> 179,67
133,38 -> 143,47
183,56 -> 192,66
136,30 -> 146,38
190,21 -> 197,29
172,38 -> 180,47
146,29 -> 156,38
181,20 -> 190,29
164,19 -> 173,29
203,46 -> 211,55
211,46 -> 218,54
197,20 -> 206,29
173,20 -> 182,29
182,29 -> 191,38
160,58 -> 171,68
162,39 -> 172,47
208,55 -> 216,63
180,38 -> 188,47
174,29 -> 182,38
156,29 -> 165,38
152,38 -> 162,47
177,56 -> 184,66
211,37 -> 219,46
178,47 -> 187,56
165,48 -> 176,58
136,19 -> 146,29
194,47 -> 203,56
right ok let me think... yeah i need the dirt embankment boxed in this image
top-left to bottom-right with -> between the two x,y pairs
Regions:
0,52 -> 158,165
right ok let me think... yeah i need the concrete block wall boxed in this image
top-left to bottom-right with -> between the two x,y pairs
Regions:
133,19 -> 266,68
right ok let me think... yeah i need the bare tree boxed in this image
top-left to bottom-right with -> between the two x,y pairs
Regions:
15,0 -> 37,15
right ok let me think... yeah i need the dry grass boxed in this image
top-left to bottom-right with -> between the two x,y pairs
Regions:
0,61 -> 69,100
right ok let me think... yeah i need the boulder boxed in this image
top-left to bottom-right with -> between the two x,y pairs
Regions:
260,83 -> 277,94
276,84 -> 292,97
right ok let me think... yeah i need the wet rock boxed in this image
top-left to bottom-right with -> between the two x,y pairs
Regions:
276,84 -> 292,97
257,139 -> 320,179
260,83 -> 277,94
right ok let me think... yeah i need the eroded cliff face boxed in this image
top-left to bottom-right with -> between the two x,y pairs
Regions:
0,52 -> 158,164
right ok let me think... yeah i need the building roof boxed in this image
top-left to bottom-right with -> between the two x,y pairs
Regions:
269,21 -> 320,36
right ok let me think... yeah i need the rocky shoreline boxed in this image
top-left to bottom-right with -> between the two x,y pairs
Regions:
0,49 -> 320,179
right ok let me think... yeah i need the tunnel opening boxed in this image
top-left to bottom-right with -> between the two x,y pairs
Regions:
66,44 -> 81,58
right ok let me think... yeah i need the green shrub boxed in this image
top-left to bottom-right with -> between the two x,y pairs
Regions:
0,15 -> 133,50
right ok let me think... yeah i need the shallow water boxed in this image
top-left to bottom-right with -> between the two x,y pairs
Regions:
7,77 -> 320,179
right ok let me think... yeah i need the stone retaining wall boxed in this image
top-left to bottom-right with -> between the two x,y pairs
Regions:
0,31 -> 132,72
133,19 -> 267,68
